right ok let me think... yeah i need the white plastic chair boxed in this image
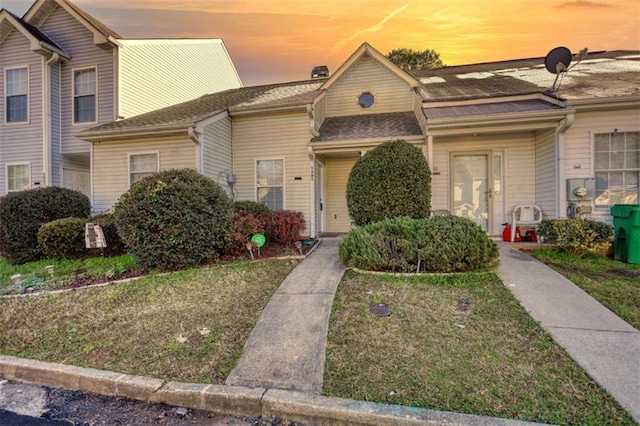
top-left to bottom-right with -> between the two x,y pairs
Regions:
511,205 -> 543,242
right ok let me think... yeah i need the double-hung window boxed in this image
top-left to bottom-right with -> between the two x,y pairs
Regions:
73,68 -> 96,123
256,159 -> 284,210
5,67 -> 28,123
129,153 -> 158,185
6,164 -> 30,192
595,131 -> 639,209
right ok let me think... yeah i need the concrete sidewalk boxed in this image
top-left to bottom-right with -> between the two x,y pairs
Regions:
226,237 -> 346,393
495,242 -> 640,423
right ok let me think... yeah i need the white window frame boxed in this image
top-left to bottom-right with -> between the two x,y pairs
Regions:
4,65 -> 29,124
356,90 -> 376,110
128,152 -> 159,186
6,162 -> 30,192
255,158 -> 285,210
594,131 -> 640,210
72,66 -> 98,125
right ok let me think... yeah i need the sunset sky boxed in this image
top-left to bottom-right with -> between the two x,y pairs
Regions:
4,0 -> 640,86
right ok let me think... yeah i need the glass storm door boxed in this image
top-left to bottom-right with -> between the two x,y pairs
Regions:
452,154 -> 491,232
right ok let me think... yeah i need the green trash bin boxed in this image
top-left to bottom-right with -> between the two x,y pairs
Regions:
611,204 -> 640,264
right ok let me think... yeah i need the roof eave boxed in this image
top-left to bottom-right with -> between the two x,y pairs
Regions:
569,95 -> 640,111
229,103 -> 310,117
76,123 -> 190,142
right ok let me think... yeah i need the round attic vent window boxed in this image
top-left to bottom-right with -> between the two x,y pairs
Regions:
358,92 -> 375,109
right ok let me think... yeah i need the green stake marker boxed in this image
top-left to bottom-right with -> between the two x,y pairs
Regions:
251,233 -> 266,248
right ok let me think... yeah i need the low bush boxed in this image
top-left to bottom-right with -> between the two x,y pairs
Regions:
0,187 -> 90,264
233,200 -> 270,216
114,169 -> 231,271
223,211 -> 265,254
339,215 -> 498,273
537,219 -> 613,256
263,210 -> 306,245
37,218 -> 87,260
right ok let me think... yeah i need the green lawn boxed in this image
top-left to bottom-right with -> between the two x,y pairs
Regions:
0,260 -> 297,383
532,248 -> 640,329
323,271 -> 634,425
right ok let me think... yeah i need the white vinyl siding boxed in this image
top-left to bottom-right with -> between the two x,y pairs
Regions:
233,113 -> 311,231
563,108 -> 640,221
5,67 -> 29,123
73,67 -> 97,123
129,152 -> 159,185
0,30 -> 43,195
432,133 -> 536,233
535,129 -> 557,217
117,39 -> 242,119
91,137 -> 196,212
325,57 -> 413,117
202,115 -> 233,190
256,159 -> 284,210
6,163 -> 30,192
62,168 -> 90,198
325,156 -> 358,233
39,5 -> 115,155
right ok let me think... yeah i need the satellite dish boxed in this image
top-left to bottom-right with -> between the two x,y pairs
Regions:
544,47 -> 572,74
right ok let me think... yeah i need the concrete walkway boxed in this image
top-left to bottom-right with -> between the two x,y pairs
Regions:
226,237 -> 345,393
495,242 -> 640,423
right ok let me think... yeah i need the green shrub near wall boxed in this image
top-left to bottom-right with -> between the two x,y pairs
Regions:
537,219 -> 613,256
339,215 -> 498,273
346,140 -> 431,226
114,169 -> 231,271
0,187 -> 90,264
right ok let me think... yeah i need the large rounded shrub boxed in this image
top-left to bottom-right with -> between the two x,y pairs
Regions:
114,169 -> 231,270
537,218 -> 613,256
0,187 -> 90,264
346,140 -> 431,226
338,215 -> 498,273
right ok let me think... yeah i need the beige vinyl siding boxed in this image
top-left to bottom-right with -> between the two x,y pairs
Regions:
117,39 -> 242,119
564,107 -> 640,221
40,5 -> 115,156
202,115 -> 233,189
325,57 -> 413,117
313,95 -> 327,133
431,133 -> 536,224
91,136 -> 196,212
325,156 -> 358,233
232,112 -> 312,229
0,30 -> 43,195
534,129 -> 557,218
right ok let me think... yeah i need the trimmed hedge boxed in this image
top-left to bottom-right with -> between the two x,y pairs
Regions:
339,215 -> 498,273
537,219 -> 613,256
346,140 -> 431,226
0,187 -> 90,264
114,169 -> 232,271
37,213 -> 128,260
263,210 -> 306,245
233,200 -> 270,216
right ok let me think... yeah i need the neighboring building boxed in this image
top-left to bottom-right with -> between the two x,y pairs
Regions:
78,43 -> 640,237
0,0 -> 242,197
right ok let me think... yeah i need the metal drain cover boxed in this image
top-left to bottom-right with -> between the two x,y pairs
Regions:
369,303 -> 391,316
456,300 -> 473,312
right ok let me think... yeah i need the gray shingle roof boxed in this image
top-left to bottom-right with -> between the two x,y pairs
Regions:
424,99 -> 564,120
312,112 -> 422,142
78,80 -> 324,136
411,50 -> 640,101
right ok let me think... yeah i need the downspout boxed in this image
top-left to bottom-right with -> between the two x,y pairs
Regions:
556,113 -> 574,218
43,52 -> 60,187
188,125 -> 204,173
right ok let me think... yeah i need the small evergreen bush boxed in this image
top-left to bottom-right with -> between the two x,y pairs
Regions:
233,200 -> 270,216
38,218 -> 87,259
346,140 -> 431,226
263,210 -> 306,245
0,187 -> 90,264
92,212 -> 127,257
114,169 -> 231,271
537,219 -> 613,256
339,215 -> 498,273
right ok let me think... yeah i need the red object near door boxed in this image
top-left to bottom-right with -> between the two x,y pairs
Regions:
526,230 -> 537,242
502,225 -> 511,241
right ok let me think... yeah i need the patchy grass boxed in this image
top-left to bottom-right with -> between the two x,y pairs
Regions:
0,255 -> 138,295
0,260 -> 297,383
532,248 -> 640,330
324,271 -> 634,425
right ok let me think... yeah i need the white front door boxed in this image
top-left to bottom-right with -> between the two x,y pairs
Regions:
62,168 -> 90,198
451,153 -> 491,233
491,151 -> 506,236
317,162 -> 327,234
